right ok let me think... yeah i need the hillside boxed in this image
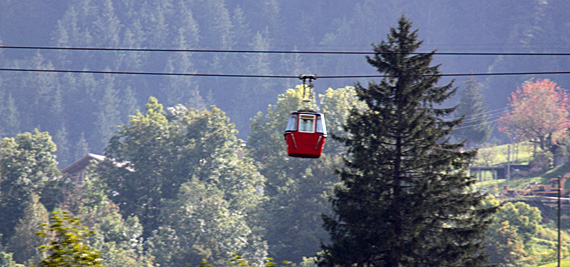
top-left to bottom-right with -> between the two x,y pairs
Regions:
2,1 -> 570,167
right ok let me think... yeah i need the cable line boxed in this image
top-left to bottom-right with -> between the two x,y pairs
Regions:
3,45 -> 570,56
462,107 -> 509,118
0,68 -> 297,78
454,118 -> 501,130
451,107 -> 509,123
320,71 -> 570,79
2,68 -> 570,79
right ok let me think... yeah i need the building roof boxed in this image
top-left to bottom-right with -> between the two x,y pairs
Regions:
61,153 -> 105,175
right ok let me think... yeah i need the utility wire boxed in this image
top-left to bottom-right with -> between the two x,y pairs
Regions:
460,114 -> 503,127
445,109 -> 506,127
452,107 -> 509,123
3,45 -> 570,56
2,68 -> 570,79
457,112 -> 504,125
0,68 -> 295,78
454,117 -> 501,130
322,71 -> 570,78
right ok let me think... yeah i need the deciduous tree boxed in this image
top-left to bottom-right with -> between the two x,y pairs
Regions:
0,130 -> 60,242
36,211 -> 102,267
100,97 -> 266,264
486,221 -> 528,267
499,78 -> 570,152
492,201 -> 541,245
247,85 -> 360,263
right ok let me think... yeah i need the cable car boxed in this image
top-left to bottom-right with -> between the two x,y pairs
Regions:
284,109 -> 327,158
283,74 -> 326,158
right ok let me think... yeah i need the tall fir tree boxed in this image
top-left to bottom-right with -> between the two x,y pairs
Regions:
453,76 -> 492,148
320,16 -> 496,267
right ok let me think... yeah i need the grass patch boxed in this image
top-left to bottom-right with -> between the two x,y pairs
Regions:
539,258 -> 570,267
474,160 -> 570,192
544,163 -> 570,181
476,178 -> 505,188
475,141 -> 536,166
471,141 -> 570,191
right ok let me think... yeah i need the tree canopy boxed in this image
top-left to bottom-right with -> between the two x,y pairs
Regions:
499,78 -> 570,152
320,16 -> 497,266
99,97 -> 266,266
453,76 -> 492,148
0,130 -> 60,243
35,211 -> 103,267
247,84 -> 360,263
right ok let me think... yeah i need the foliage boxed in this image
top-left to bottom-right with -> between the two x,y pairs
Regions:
0,130 -> 60,244
35,211 -> 103,267
530,150 -> 554,173
320,16 -> 497,266
3,1 -> 570,266
147,180 -> 253,266
318,86 -> 367,154
499,79 -> 570,152
534,227 -> 570,266
482,197 -> 546,266
52,168 -> 155,267
100,97 -> 266,265
188,253 -> 294,267
474,144 -> 502,167
494,202 -> 542,244
6,194 -> 49,265
0,250 -> 25,267
486,221 -> 529,267
3,0 -> 570,162
247,85 -> 359,263
453,76 -> 492,148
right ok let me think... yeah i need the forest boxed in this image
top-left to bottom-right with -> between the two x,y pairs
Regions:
2,0 -> 570,266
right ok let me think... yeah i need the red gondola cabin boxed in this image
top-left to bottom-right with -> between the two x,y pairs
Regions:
284,110 -> 327,158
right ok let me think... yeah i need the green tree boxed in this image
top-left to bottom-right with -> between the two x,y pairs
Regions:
148,180 -> 253,266
73,133 -> 90,165
35,211 -> 102,267
0,250 -> 25,267
320,16 -> 496,266
247,85 -> 360,263
486,221 -> 528,267
54,126 -> 71,167
159,2 -> 203,109
100,97 -> 170,237
232,31 -> 275,135
481,196 -> 533,266
0,92 -> 21,137
493,201 -> 541,245
54,169 -> 155,267
100,97 -> 266,263
94,74 -> 122,152
7,194 -> 49,265
453,76 -> 492,148
0,130 -> 60,243
86,202 -> 155,267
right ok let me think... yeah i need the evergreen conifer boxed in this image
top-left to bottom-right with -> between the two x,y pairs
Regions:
453,76 -> 492,148
320,16 -> 496,266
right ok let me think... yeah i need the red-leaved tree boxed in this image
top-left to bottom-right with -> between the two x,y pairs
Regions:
499,78 -> 570,152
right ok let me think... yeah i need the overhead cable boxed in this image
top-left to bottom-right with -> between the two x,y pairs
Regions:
449,107 -> 509,122
2,45 -> 570,56
453,118 -> 501,130
2,68 -> 570,79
